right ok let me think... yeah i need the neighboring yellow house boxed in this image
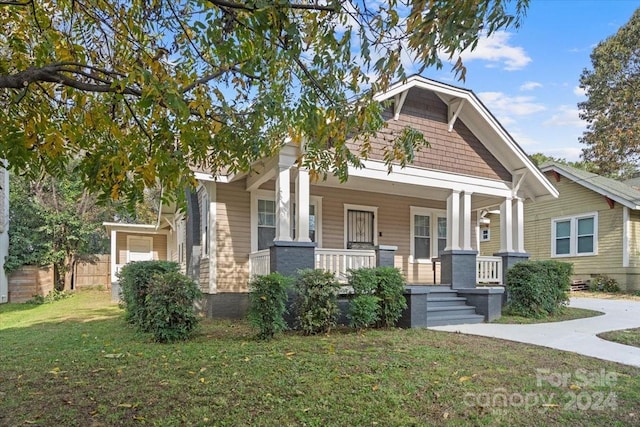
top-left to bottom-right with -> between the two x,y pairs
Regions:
180,76 -> 558,319
481,161 -> 640,291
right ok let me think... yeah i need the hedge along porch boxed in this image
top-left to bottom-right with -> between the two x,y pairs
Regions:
185,76 -> 558,321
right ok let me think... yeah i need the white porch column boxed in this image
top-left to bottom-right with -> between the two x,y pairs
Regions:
512,197 -> 525,253
295,168 -> 311,242
500,197 -> 514,253
460,191 -> 473,250
275,166 -> 292,242
446,190 -> 461,250
110,229 -> 117,283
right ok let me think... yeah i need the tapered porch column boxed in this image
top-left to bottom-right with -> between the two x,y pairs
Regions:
494,195 -> 529,285
295,168 -> 311,242
512,197 -> 525,253
270,163 -> 315,278
275,166 -> 292,242
441,190 -> 478,289
460,191 -> 473,250
446,190 -> 461,250
499,197 -> 513,253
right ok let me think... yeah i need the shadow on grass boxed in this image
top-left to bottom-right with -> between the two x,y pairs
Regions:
0,302 -> 40,315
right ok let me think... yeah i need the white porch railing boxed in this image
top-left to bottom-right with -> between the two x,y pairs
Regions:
476,256 -> 502,284
249,249 -> 271,277
315,248 -> 376,282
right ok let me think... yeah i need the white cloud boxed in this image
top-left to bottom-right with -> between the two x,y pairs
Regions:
544,146 -> 583,162
573,86 -> 586,96
456,31 -> 531,71
543,105 -> 585,127
519,81 -> 542,91
477,91 -> 546,116
509,130 -> 539,147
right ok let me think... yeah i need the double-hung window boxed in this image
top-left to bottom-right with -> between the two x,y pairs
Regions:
257,199 -> 276,250
552,213 -> 597,257
410,207 -> 447,262
253,191 -> 322,251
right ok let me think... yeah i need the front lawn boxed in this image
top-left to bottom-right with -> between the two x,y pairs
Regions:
1,291 -> 638,426
493,307 -> 604,324
598,328 -> 640,349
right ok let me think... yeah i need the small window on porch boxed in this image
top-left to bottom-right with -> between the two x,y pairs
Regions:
292,203 -> 316,242
258,199 -> 276,250
410,207 -> 446,262
414,215 -> 431,259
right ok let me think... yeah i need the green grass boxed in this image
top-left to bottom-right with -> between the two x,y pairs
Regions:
1,291 -> 639,426
493,307 -> 604,324
598,328 -> 640,349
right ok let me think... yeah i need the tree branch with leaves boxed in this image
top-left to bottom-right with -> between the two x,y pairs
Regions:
1,0 -> 529,206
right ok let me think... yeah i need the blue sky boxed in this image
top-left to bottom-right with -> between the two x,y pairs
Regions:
417,0 -> 639,162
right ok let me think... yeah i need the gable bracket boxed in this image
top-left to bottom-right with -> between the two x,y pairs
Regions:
551,170 -> 561,182
605,196 -> 615,209
393,90 -> 408,120
447,98 -> 466,132
512,171 -> 528,196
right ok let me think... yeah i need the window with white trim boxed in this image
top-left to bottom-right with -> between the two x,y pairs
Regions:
480,228 -> 490,242
254,192 -> 322,251
552,213 -> 597,257
410,207 -> 447,262
257,199 -> 276,250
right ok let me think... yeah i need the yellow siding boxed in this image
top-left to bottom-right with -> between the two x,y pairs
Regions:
479,213 -> 501,256
216,180 -> 251,292
524,172 -> 623,283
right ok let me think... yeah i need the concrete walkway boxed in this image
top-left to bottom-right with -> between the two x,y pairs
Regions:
430,297 -> 640,367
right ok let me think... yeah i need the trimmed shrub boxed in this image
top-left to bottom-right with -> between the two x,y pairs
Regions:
349,295 -> 380,330
589,275 -> 620,293
505,260 -> 572,318
144,272 -> 202,343
248,273 -> 291,340
292,269 -> 341,335
347,268 -> 380,329
374,267 -> 407,328
118,261 -> 179,330
347,267 -> 407,329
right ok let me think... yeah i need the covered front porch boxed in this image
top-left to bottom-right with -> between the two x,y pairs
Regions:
245,144 -> 526,289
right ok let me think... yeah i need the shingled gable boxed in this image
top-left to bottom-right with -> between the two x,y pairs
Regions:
373,75 -> 558,201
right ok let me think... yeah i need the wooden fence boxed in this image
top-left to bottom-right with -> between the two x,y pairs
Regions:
7,255 -> 112,302
7,265 -> 54,303
74,255 -> 111,288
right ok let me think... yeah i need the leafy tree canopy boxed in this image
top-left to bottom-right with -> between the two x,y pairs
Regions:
579,7 -> 640,179
1,0 -> 529,205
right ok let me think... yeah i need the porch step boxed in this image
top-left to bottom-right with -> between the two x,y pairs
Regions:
401,285 -> 487,327
426,313 -> 485,327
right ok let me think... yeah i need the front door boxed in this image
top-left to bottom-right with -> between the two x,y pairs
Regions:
347,210 -> 374,249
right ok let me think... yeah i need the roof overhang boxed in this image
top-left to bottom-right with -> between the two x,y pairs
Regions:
540,164 -> 640,210
103,222 -> 170,234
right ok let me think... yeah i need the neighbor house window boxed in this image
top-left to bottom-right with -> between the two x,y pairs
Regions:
552,213 -> 597,257
410,207 -> 447,262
